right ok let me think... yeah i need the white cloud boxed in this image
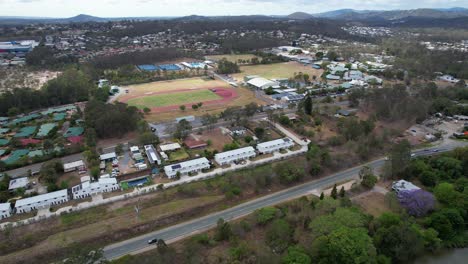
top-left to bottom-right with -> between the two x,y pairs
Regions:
1,0 -> 467,17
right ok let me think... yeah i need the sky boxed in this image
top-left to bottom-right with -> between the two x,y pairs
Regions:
1,0 -> 468,18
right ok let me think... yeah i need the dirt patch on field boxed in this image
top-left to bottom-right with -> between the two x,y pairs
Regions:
197,128 -> 234,152
352,192 -> 390,217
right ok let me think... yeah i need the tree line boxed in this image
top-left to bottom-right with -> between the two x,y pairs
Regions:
0,68 -> 95,116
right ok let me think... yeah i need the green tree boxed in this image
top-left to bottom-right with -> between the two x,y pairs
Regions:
179,105 -> 186,111
143,107 -> 151,115
173,119 -> 192,140
339,186 -> 345,198
214,218 -> 232,241
373,223 -> 424,263
313,226 -> 376,264
361,170 -> 378,189
255,207 -> 278,225
389,140 -> 411,178
433,182 -> 459,206
282,246 -> 311,264
115,143 -> 124,156
266,219 -> 292,253
320,192 -> 324,200
331,184 -> 338,199
304,95 -> 313,115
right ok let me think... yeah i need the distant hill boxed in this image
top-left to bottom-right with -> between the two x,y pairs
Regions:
64,14 -> 110,23
310,7 -> 468,21
287,12 -> 314,20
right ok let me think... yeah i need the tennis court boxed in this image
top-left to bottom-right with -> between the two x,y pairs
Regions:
157,64 -> 181,71
138,65 -> 158,71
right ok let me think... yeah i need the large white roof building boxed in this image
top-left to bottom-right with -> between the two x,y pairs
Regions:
164,158 -> 210,178
256,138 -> 294,154
215,147 -> 256,166
247,77 -> 279,90
15,189 -> 69,214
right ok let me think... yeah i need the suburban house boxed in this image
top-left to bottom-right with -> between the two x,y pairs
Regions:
326,74 -> 341,81
8,177 -> 30,192
71,177 -> 120,199
15,189 -> 69,213
159,143 -> 182,152
343,70 -> 364,81
100,152 -> 117,162
256,138 -> 295,154
63,160 -> 86,173
0,203 -> 12,219
229,126 -> 247,137
214,146 -> 256,166
164,157 -> 211,178
130,146 -> 140,156
144,145 -> 161,165
392,180 -> 421,194
438,74 -> 459,83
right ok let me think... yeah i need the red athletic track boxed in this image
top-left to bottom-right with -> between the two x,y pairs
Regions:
119,88 -> 239,112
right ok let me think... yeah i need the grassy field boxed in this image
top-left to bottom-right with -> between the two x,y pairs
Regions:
127,90 -> 221,109
144,86 -> 264,122
120,78 -> 228,95
206,54 -> 258,63
232,61 -> 323,80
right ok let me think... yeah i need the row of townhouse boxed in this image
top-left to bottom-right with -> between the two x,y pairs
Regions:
164,158 -> 211,179
15,189 -> 69,214
71,177 -> 120,200
257,138 -> 295,154
214,146 -> 256,166
164,138 -> 295,178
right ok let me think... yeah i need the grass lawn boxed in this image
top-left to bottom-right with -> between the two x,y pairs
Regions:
232,61 -> 323,80
206,54 -> 258,63
47,196 -> 225,247
127,89 -> 221,109
169,149 -> 190,162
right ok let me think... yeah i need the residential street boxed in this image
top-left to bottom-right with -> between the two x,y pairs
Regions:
2,152 -> 84,179
103,140 -> 467,260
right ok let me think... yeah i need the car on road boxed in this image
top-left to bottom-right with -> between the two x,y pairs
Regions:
433,149 -> 439,152
148,238 -> 158,244
411,153 -> 416,157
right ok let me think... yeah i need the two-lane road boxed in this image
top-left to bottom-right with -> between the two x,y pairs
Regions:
103,143 -> 465,260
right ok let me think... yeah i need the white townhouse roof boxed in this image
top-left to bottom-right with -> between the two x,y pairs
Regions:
100,152 -> 117,161
257,138 -> 294,149
15,189 -> 68,208
160,143 -> 182,152
215,147 -> 255,161
63,160 -> 85,171
164,157 -> 210,175
0,203 -> 11,212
